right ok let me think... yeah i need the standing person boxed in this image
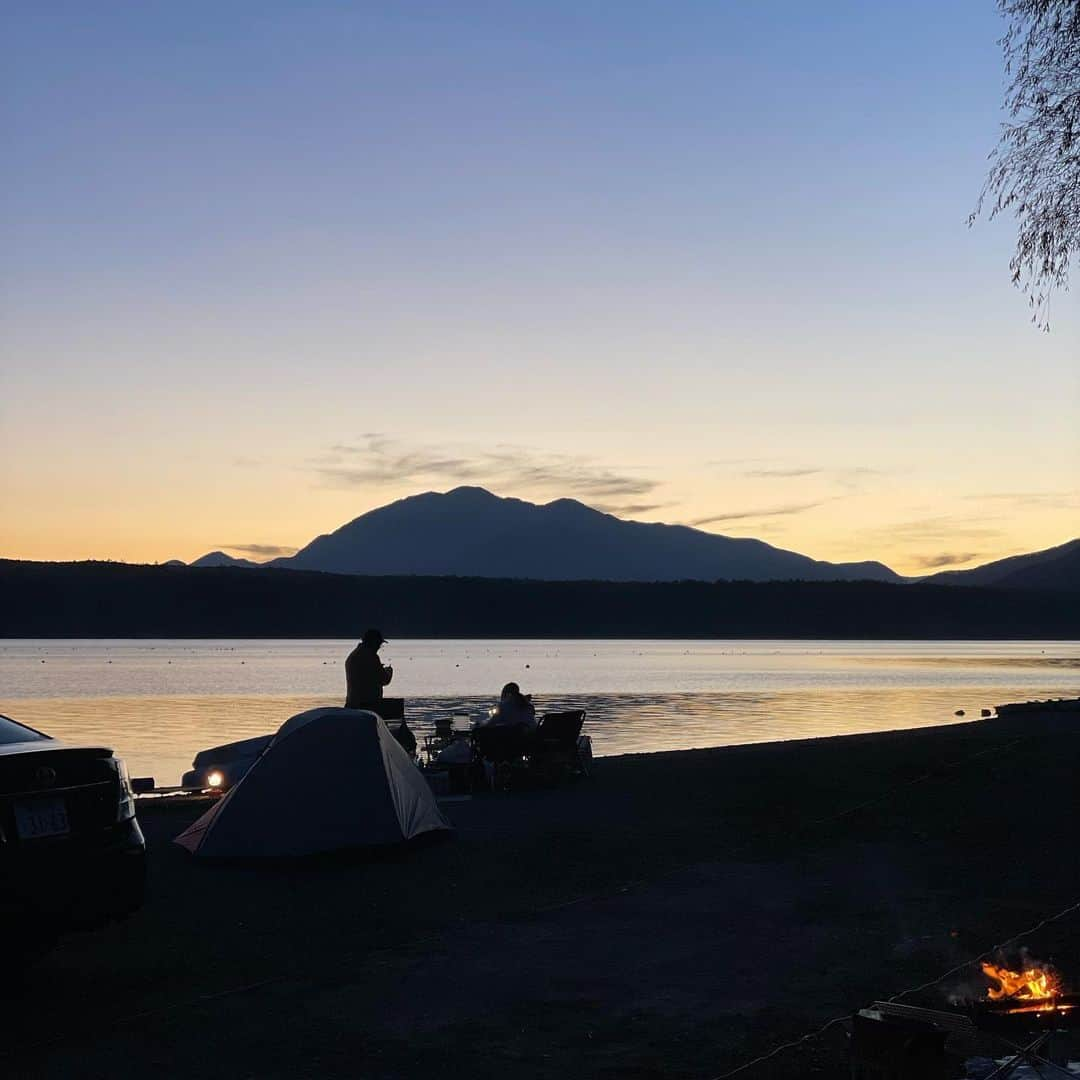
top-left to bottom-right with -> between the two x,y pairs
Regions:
345,628 -> 393,708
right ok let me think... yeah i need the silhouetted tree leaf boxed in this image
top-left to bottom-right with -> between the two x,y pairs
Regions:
972,1 -> 1080,328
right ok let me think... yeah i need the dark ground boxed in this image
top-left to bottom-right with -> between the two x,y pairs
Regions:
4,718 -> 1079,1079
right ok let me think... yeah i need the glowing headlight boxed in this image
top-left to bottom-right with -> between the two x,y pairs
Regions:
206,770 -> 225,789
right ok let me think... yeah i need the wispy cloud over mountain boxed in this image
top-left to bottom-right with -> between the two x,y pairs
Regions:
591,502 -> 669,517
311,434 -> 658,514
224,543 -> 299,558
859,515 -> 1007,545
743,464 -> 884,490
911,551 -> 984,570
689,499 -> 836,528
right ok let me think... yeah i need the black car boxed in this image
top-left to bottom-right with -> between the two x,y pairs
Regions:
0,713 -> 146,962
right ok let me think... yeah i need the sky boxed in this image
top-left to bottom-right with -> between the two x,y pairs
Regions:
2,1 -> 1077,576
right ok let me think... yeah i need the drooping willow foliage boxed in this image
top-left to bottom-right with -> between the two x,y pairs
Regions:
973,0 -> 1080,328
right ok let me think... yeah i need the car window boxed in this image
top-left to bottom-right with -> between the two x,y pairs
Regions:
0,715 -> 49,745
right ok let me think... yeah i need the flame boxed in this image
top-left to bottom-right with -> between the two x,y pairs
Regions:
981,960 -> 1062,1005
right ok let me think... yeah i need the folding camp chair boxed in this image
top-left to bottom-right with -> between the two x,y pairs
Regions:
471,724 -> 534,792
423,714 -> 456,764
529,710 -> 590,783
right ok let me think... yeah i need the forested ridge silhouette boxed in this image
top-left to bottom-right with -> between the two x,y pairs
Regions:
2,560 -> 1076,639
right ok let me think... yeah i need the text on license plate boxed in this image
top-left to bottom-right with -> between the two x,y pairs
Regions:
14,797 -> 70,840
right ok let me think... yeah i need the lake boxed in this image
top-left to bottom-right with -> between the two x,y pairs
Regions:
1,639 -> 1077,786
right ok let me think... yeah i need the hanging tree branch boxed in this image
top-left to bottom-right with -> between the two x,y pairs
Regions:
972,0 -> 1080,328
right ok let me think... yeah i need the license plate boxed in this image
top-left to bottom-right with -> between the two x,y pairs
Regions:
14,796 -> 70,840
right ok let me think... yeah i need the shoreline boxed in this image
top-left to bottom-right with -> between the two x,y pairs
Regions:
5,688 -> 1079,789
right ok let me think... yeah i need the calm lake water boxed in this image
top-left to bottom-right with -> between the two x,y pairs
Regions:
1,639 -> 1077,785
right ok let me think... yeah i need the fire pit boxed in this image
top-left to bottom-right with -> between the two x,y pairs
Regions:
982,958 -> 1063,1006
853,956 -> 1080,1079
972,960 -> 1080,1041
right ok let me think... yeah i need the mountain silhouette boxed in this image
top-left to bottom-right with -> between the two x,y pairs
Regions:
189,550 -> 259,569
266,487 -> 902,583
922,538 -> 1080,590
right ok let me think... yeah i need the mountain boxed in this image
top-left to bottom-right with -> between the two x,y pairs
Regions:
923,538 -> 1080,591
189,550 -> 260,569
269,487 -> 902,583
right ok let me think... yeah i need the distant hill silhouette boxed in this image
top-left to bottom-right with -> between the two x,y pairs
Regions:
162,492 -> 1077,589
189,550 -> 259,569
923,538 -> 1080,591
266,487 -> 902,583
3,560 -> 1076,639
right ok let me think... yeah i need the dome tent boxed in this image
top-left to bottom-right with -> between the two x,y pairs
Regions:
175,708 -> 450,857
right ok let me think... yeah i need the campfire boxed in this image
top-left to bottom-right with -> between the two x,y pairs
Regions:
854,954 -> 1080,1078
978,957 -> 1077,1018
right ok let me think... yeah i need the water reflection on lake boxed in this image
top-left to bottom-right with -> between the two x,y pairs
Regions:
2,639 -> 1076,785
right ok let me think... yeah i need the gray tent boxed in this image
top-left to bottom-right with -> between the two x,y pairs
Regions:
175,708 -> 450,857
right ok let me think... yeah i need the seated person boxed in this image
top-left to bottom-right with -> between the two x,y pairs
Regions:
480,682 -> 537,730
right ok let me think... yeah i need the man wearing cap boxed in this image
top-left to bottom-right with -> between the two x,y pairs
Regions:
345,628 -> 393,708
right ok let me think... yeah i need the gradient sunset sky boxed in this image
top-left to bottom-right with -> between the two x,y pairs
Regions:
2,2 -> 1077,575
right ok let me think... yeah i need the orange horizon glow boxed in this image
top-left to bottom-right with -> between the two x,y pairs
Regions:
1,478 -> 1075,578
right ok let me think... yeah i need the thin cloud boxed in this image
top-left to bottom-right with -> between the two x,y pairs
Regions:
911,551 -> 984,570
311,435 -> 658,503
832,466 -> 887,492
590,501 -> 668,517
744,467 -> 823,479
224,543 -> 298,558
708,456 -> 779,467
730,463 -> 886,490
962,490 -> 1080,509
689,499 -> 834,528
858,516 -> 1007,544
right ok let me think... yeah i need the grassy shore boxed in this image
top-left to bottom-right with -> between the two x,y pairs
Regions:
5,718 -> 1079,1078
